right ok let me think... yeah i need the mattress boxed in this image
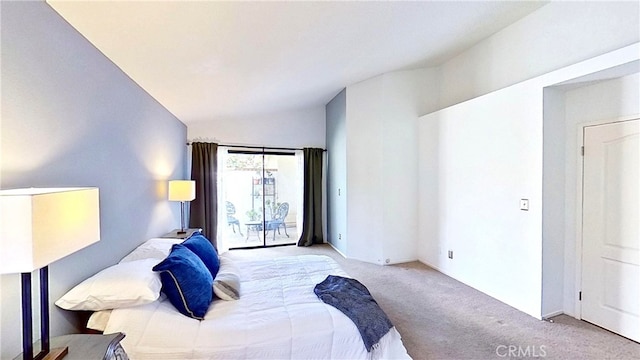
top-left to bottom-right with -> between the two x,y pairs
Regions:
103,254 -> 410,359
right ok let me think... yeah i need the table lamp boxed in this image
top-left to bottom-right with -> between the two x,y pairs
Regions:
0,187 -> 101,360
168,180 -> 195,234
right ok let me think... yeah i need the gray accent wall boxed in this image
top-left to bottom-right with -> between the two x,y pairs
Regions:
325,89 -> 347,254
1,2 -> 186,358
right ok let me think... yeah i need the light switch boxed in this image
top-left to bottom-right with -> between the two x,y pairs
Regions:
520,199 -> 529,211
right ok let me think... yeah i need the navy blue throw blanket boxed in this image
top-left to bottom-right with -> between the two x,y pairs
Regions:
314,275 -> 393,352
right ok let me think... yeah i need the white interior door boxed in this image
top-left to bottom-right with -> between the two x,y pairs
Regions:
581,119 -> 639,342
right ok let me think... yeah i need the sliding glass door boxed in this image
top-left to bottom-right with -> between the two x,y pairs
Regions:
218,148 -> 300,250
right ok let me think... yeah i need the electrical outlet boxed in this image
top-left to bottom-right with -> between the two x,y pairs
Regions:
448,250 -> 453,259
338,233 -> 342,240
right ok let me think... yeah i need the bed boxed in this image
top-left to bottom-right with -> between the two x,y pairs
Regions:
56,237 -> 411,360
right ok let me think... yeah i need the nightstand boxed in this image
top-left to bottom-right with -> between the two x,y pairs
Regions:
161,228 -> 202,239
14,332 -> 127,360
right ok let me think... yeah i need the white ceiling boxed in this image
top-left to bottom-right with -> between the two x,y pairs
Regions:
47,1 -> 547,124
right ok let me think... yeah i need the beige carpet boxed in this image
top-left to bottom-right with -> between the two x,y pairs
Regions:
226,244 -> 640,360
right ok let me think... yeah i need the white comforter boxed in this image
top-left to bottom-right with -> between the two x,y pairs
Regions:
104,254 -> 410,360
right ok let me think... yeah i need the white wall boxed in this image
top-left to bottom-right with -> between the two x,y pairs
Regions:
187,107 -> 326,149
418,82 -> 545,318
541,87 -> 566,318
561,73 -> 640,317
418,44 -> 639,319
345,68 -> 438,265
438,1 -> 639,110
326,89 -> 347,254
1,2 -> 186,358
380,70 -> 438,264
346,75 -> 386,264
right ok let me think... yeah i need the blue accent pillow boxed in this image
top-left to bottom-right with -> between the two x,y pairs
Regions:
182,234 -> 220,278
152,244 -> 213,319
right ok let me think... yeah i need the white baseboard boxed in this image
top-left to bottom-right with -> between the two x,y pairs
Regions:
327,242 -> 347,258
542,310 -> 564,319
384,256 -> 419,265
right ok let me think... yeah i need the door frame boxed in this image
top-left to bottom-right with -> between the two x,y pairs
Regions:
574,114 -> 640,318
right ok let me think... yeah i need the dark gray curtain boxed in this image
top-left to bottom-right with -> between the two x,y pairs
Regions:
298,148 -> 324,247
189,142 -> 218,248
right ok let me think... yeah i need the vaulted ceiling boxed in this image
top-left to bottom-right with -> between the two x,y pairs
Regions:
47,1 -> 547,124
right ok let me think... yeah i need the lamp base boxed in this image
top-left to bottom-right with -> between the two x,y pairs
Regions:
42,347 -> 68,360
177,230 -> 187,235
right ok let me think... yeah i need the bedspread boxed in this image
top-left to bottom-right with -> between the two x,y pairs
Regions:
103,255 -> 411,360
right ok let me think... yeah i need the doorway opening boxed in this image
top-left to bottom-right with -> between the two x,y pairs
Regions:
218,147 -> 301,250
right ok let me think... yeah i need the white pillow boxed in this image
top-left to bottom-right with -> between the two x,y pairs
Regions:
119,238 -> 183,263
55,258 -> 161,311
86,310 -> 112,332
213,256 -> 241,301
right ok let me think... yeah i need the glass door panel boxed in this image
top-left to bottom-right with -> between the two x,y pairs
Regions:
262,154 -> 298,246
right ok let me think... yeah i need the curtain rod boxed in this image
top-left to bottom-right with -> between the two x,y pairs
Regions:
186,142 -> 326,152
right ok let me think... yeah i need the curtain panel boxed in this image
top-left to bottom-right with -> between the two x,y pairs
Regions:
298,147 -> 324,247
189,142 -> 218,248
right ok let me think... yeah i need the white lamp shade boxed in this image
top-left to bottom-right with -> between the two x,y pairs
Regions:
168,180 -> 195,202
0,187 -> 101,274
